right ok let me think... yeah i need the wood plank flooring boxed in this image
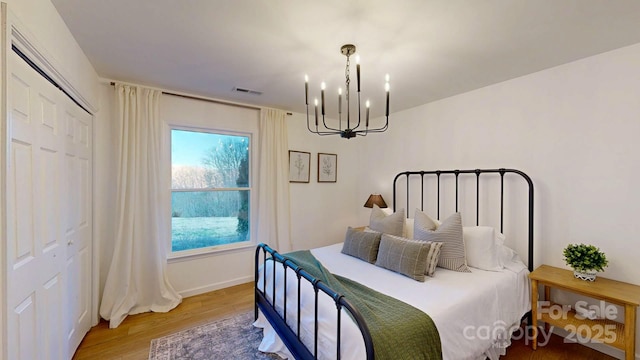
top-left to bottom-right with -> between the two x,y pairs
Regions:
73,282 -> 616,360
73,283 -> 255,359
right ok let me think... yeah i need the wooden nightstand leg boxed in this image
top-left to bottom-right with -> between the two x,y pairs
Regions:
544,286 -> 550,333
624,304 -> 636,360
531,279 -> 538,350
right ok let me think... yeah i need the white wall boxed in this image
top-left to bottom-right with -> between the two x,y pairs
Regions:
358,42 -> 640,359
287,112 -> 362,250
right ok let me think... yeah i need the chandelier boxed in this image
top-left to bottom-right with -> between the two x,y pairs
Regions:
304,44 -> 390,139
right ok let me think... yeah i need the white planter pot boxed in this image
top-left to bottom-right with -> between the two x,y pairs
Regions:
573,269 -> 597,281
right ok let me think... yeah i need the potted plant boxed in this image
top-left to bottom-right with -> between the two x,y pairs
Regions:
562,243 -> 608,281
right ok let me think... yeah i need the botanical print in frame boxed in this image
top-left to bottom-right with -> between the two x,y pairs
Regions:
317,153 -> 337,183
289,150 -> 310,183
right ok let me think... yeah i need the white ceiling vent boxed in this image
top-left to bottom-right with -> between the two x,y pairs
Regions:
232,87 -> 262,96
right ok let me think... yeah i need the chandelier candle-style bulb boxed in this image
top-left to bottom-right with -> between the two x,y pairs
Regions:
304,75 -> 309,105
385,82 -> 390,117
314,98 -> 319,126
338,88 -> 342,115
365,100 -> 370,127
356,55 -> 361,92
321,82 -> 326,116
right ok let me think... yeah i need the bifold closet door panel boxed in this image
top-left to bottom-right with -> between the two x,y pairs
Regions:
6,48 -> 93,360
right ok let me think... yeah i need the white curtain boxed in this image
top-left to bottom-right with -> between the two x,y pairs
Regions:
100,84 -> 182,328
257,109 -> 292,252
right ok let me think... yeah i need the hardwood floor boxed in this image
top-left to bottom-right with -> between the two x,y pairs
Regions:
73,283 -> 255,359
73,282 -> 616,360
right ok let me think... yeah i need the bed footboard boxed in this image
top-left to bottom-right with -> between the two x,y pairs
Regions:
254,243 -> 374,360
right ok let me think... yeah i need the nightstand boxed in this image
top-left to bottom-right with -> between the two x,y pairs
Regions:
529,265 -> 640,360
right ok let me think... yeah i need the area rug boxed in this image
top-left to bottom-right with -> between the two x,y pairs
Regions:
148,311 -> 280,359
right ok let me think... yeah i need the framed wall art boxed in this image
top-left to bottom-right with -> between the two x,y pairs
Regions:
289,150 -> 310,183
317,153 -> 337,183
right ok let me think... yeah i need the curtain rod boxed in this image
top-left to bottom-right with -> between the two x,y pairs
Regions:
108,81 -> 292,115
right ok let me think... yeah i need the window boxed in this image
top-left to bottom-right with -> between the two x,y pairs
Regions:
171,129 -> 251,253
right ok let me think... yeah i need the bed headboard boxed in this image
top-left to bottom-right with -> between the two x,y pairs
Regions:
392,168 -> 534,271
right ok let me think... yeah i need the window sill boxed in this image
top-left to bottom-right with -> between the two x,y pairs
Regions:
167,241 -> 255,263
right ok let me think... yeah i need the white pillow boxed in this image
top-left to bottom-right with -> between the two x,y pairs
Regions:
381,207 -> 394,215
404,218 -> 413,239
494,232 -> 527,272
463,226 -> 503,272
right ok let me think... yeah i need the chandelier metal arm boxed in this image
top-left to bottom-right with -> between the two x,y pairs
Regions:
354,115 -> 389,137
321,114 -> 341,132
306,105 -> 342,135
306,107 -> 389,137
306,115 -> 350,136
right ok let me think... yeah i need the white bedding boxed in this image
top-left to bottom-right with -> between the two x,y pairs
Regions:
255,242 -> 530,360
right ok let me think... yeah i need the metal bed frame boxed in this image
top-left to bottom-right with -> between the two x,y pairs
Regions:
255,168 -> 534,360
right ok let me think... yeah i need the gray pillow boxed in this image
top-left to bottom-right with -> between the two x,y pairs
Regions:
369,204 -> 405,237
414,211 -> 471,273
375,234 -> 430,282
341,227 -> 382,263
413,208 -> 438,235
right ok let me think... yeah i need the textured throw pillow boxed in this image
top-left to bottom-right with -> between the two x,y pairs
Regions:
463,226 -> 503,272
369,204 -> 405,237
413,211 -> 471,273
385,208 -> 414,238
424,241 -> 443,276
375,234 -> 430,282
341,227 -> 382,263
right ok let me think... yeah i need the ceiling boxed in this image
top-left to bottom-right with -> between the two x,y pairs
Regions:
51,0 -> 640,118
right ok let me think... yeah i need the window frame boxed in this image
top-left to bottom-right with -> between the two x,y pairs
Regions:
168,125 -> 255,259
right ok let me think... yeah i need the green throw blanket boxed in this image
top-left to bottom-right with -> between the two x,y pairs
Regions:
284,250 -> 442,360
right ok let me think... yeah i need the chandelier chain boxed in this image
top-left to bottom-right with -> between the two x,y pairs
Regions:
345,54 -> 351,107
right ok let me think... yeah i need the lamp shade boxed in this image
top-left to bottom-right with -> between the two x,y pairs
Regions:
363,194 -> 387,208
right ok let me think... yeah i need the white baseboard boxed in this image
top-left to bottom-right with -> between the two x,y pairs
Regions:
178,276 -> 253,298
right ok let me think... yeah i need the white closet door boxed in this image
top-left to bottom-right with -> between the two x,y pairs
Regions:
7,49 -> 92,359
62,91 -> 93,356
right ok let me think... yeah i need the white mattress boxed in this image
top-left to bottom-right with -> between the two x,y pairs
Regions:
255,242 -> 531,360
